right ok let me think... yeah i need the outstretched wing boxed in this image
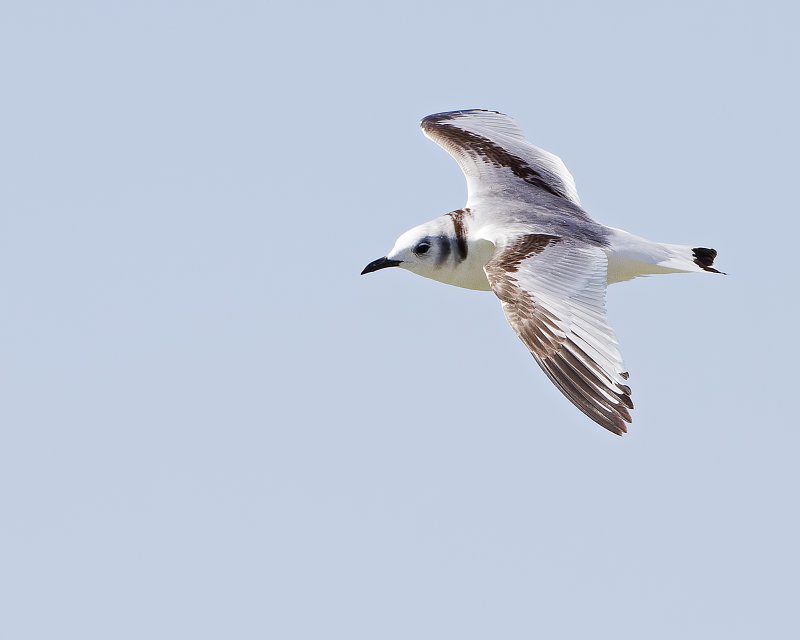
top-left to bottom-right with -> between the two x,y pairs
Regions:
421,110 -> 580,207
484,234 -> 633,435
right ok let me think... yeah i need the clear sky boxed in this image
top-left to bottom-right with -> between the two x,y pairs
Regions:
1,1 -> 798,638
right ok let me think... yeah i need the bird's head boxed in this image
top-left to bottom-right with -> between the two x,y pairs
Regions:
361,218 -> 454,281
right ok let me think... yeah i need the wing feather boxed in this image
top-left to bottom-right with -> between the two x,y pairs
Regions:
421,109 -> 581,206
484,234 -> 632,435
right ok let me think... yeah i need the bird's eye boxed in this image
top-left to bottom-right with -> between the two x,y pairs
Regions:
414,241 -> 431,255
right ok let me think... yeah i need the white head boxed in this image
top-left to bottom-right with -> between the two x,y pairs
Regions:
362,210 -> 495,290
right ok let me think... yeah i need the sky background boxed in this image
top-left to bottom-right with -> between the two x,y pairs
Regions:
1,1 -> 799,638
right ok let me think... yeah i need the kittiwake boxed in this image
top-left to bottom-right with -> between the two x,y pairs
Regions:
361,109 -> 723,435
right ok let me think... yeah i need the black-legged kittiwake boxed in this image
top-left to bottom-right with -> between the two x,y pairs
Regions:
362,109 -> 723,435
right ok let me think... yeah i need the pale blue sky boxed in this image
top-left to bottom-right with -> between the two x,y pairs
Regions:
1,1 -> 798,638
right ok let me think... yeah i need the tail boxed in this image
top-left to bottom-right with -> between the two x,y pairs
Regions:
690,247 -> 722,273
606,227 -> 725,284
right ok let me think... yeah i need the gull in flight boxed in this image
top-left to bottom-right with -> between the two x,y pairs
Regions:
362,110 -> 722,435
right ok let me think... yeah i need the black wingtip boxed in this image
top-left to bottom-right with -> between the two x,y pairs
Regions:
421,109 -> 503,127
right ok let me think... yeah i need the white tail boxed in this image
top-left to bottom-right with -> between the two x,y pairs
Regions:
605,227 -> 723,285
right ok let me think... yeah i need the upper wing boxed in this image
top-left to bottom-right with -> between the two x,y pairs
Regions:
421,110 -> 581,206
484,234 -> 633,435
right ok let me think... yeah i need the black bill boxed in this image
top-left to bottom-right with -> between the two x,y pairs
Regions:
361,257 -> 402,275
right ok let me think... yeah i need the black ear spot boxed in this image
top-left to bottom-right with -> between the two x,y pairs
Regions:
414,241 -> 431,255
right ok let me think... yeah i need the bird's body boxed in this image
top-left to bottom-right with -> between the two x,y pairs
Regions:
362,110 -> 722,435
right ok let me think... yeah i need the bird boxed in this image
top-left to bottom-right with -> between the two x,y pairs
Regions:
361,110 -> 722,435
